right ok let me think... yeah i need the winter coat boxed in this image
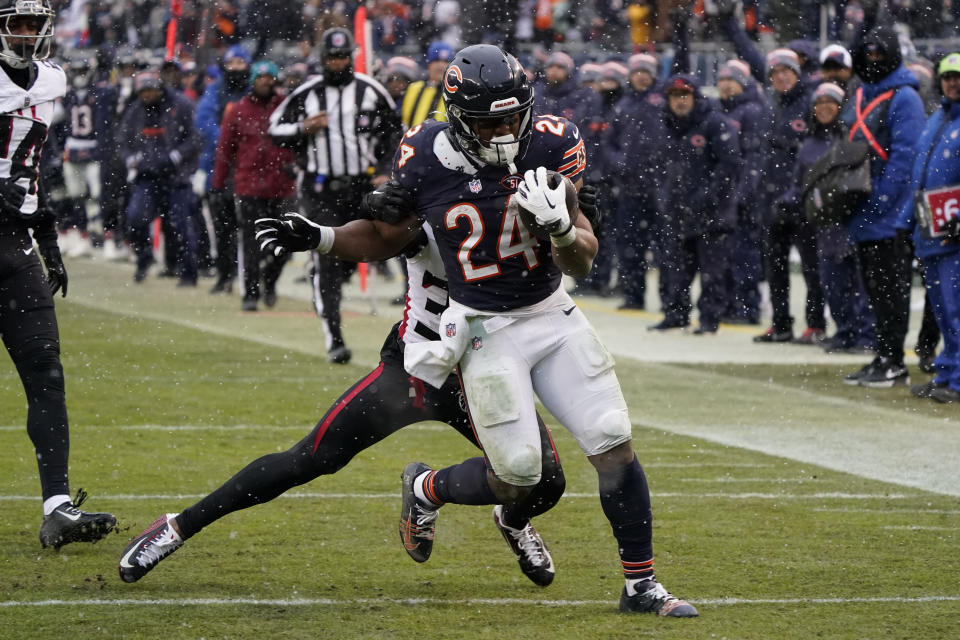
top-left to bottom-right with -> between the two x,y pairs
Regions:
840,64 -> 925,242
759,80 -> 812,223
195,78 -> 247,182
660,80 -> 742,239
719,85 -> 770,218
720,18 -> 820,90
211,91 -> 296,199
902,99 -> 960,259
118,88 -> 200,186
603,82 -> 666,194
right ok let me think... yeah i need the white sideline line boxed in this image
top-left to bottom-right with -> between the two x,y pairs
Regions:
0,491 -> 919,502
2,595 -> 958,608
883,525 -> 957,532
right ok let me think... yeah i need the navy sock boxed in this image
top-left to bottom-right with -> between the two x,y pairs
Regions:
598,455 -> 655,583
432,457 -> 498,505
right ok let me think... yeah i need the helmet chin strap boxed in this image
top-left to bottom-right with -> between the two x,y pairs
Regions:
478,134 -> 520,167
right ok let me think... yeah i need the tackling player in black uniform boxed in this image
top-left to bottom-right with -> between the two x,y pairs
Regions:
0,0 -> 115,549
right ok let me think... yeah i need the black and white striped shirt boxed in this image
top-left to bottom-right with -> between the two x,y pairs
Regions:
268,72 -> 402,183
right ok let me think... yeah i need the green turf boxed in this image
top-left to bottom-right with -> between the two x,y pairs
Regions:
1,269 -> 958,639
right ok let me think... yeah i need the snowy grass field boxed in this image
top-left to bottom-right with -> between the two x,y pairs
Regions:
0,259 -> 958,639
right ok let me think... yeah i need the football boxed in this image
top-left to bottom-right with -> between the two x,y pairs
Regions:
516,170 -> 580,242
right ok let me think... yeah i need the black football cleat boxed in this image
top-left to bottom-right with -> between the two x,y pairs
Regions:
493,505 -> 555,586
399,462 -> 439,563
619,580 -> 698,617
39,489 -> 117,550
118,513 -> 184,583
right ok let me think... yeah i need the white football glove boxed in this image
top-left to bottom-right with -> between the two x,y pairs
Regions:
516,166 -> 570,235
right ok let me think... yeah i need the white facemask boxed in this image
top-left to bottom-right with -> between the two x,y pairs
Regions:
478,133 -> 520,167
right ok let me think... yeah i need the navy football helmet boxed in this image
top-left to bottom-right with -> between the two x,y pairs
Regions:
0,0 -> 54,68
441,44 -> 534,168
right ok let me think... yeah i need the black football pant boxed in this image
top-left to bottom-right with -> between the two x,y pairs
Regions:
0,224 -> 70,501
768,216 -> 825,333
303,186 -> 367,351
175,333 -> 565,539
211,193 -> 238,282
857,234 -> 913,364
236,197 -> 292,301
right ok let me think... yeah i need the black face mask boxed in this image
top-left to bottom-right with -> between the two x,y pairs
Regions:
225,69 -> 248,93
324,67 -> 354,87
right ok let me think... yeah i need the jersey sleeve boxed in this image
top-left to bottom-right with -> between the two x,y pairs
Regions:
391,120 -> 437,196
534,115 -> 587,183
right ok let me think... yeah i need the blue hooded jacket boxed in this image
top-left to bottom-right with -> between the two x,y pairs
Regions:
901,98 -> 960,259
841,64 -> 925,242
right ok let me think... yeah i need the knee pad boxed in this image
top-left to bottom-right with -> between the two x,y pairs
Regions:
496,444 -> 542,487
597,407 -> 632,442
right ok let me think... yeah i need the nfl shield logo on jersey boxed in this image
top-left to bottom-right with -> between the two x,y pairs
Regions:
445,323 -> 457,338
471,336 -> 483,350
468,179 -> 482,194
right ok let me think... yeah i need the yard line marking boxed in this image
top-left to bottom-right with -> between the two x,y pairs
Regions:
1,595 -> 958,608
883,525 -> 956,532
814,507 -> 960,515
0,491 -> 919,502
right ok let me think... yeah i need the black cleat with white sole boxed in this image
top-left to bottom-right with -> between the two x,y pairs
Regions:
493,505 -> 555,586
39,489 -> 116,550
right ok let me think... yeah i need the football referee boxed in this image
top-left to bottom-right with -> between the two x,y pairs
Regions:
269,28 -> 402,363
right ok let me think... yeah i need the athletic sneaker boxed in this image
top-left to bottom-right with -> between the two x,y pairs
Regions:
39,489 -> 116,550
753,327 -> 793,343
910,380 -> 945,399
399,462 -> 439,563
118,513 -> 183,583
930,386 -> 960,404
492,505 -> 555,587
858,358 -> 909,389
619,580 -> 698,617
792,327 -> 826,345
843,358 -> 880,386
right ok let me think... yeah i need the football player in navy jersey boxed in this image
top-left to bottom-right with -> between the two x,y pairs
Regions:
0,0 -> 116,549
388,45 -> 697,616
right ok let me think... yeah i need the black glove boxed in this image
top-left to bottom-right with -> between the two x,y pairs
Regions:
39,245 -> 68,297
577,184 -> 602,232
0,177 -> 26,217
361,180 -> 415,224
255,212 -> 328,258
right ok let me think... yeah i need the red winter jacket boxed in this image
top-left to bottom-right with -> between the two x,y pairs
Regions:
211,92 -> 296,198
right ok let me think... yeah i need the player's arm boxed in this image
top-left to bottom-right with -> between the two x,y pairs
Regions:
550,178 -> 597,278
255,181 -> 421,261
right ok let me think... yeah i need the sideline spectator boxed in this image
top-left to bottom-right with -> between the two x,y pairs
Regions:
649,74 -> 741,334
603,52 -> 665,310
752,49 -> 825,344
716,59 -> 769,325
841,25 -> 926,389
906,52 -> 960,403
119,70 -> 201,285
196,44 -> 252,294
211,60 -> 296,312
